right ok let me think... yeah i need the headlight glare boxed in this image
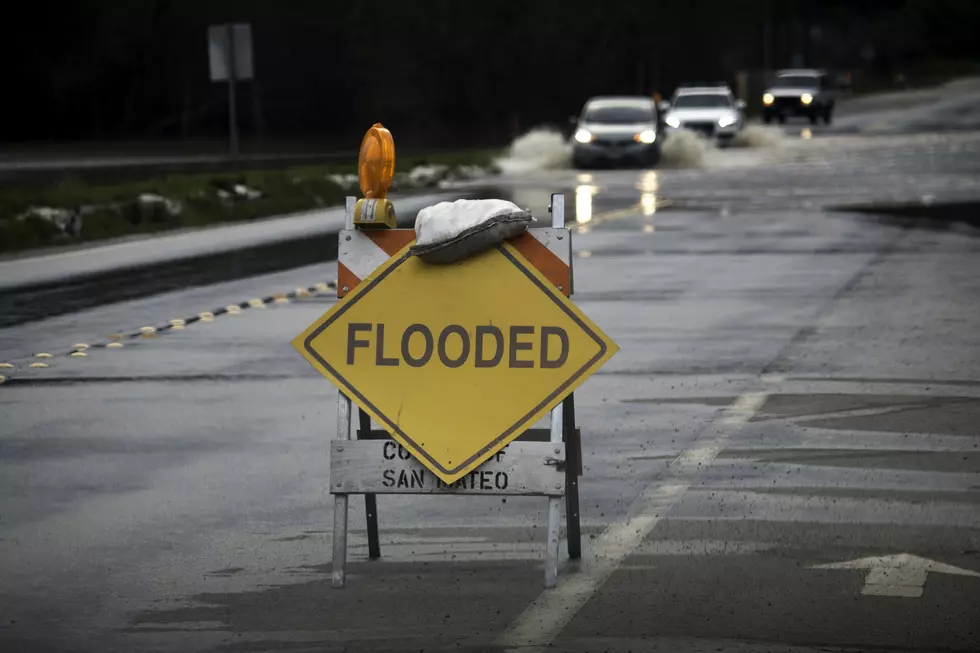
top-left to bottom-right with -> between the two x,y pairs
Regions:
636,130 -> 657,144
574,128 -> 593,144
763,93 -> 774,106
665,116 -> 681,128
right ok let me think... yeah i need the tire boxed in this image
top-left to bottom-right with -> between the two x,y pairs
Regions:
763,113 -> 773,124
808,110 -> 819,125
778,114 -> 787,124
573,157 -> 590,170
823,104 -> 834,125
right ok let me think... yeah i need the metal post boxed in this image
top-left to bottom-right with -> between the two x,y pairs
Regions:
226,24 -> 239,157
544,192 -> 566,589
564,393 -> 582,559
360,408 -> 381,559
331,197 -> 357,589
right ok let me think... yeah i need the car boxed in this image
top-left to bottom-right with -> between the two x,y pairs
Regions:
660,84 -> 745,144
571,96 -> 661,169
762,69 -> 838,125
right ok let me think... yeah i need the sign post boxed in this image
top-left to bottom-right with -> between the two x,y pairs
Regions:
293,127 -> 618,588
208,23 -> 254,157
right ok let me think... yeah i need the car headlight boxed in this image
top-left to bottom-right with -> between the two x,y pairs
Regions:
763,93 -> 774,106
574,128 -> 593,144
801,93 -> 813,105
718,115 -> 737,128
665,116 -> 681,128
635,130 -> 657,144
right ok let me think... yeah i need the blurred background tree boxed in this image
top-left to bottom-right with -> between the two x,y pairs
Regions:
1,0 -> 977,147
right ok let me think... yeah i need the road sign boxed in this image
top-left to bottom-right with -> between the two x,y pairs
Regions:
208,23 -> 254,157
208,23 -> 254,81
294,240 -> 617,484
330,441 -> 565,495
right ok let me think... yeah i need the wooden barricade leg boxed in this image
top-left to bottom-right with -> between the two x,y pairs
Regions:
563,393 -> 582,560
545,403 -> 563,588
544,191 -> 566,589
359,408 -> 382,559
332,392 -> 353,588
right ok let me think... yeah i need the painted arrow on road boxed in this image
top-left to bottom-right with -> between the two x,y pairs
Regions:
811,553 -> 980,598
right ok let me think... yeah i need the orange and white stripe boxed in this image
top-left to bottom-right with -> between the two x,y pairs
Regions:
337,228 -> 573,298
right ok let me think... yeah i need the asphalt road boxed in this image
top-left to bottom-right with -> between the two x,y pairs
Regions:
2,118 -> 980,651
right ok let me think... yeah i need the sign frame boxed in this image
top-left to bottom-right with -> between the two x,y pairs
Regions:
329,194 -> 581,590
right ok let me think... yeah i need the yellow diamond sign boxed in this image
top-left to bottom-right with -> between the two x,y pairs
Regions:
293,241 -> 618,484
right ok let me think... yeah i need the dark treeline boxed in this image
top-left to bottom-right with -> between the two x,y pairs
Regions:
3,0 -> 978,148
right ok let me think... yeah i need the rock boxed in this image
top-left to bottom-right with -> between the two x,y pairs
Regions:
15,206 -> 80,236
137,193 -> 183,217
232,184 -> 263,200
327,173 -> 359,189
408,164 -> 449,187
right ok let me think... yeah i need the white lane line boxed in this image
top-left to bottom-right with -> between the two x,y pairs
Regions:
497,391 -> 768,652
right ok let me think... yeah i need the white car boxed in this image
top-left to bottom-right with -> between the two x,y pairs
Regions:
571,96 -> 662,169
661,86 -> 746,144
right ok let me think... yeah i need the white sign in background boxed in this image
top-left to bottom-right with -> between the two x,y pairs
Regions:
208,23 -> 253,82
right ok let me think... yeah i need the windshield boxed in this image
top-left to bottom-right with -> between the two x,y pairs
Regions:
672,94 -> 732,109
773,75 -> 819,89
583,105 -> 654,124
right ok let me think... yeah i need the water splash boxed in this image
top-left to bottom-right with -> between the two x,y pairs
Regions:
494,128 -> 571,174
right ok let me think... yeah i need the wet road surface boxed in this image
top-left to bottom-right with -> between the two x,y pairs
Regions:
2,126 -> 980,652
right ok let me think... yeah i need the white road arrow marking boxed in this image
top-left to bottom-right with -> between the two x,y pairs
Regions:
811,553 -> 980,598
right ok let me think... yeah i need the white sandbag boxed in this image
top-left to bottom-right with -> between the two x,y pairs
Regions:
410,199 -> 532,264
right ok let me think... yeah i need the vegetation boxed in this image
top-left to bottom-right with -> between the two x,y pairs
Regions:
0,149 -> 499,254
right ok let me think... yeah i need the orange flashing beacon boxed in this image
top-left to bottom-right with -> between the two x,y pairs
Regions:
353,123 -> 397,229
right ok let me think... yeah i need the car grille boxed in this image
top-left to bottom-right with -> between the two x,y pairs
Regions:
684,122 -> 715,136
594,138 -> 634,147
773,97 -> 803,109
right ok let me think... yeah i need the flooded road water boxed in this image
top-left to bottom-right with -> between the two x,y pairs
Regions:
3,90 -> 980,652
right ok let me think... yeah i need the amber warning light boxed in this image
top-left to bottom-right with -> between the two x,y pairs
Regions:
353,123 -> 397,229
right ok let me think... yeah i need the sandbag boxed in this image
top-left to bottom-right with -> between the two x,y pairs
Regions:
409,199 -> 532,264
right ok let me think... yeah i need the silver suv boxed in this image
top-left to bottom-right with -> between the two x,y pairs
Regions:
571,96 -> 661,169
661,85 -> 745,144
762,69 -> 838,125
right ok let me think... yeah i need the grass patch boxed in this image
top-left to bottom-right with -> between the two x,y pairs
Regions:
0,148 -> 499,254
